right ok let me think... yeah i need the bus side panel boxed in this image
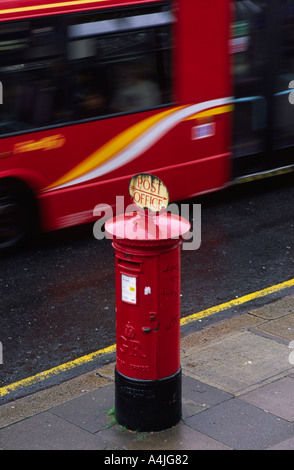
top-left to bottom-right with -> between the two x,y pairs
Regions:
171,0 -> 233,194
39,0 -> 234,233
38,110 -> 232,232
0,0 -> 234,236
39,152 -> 231,232
175,0 -> 232,104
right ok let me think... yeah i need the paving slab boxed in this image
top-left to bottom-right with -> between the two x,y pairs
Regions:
182,375 -> 232,407
184,398 -> 294,450
180,313 -> 263,351
124,422 -> 231,450
0,369 -> 111,428
49,384 -> 115,433
240,376 -> 294,421
181,375 -> 233,418
267,436 -> 294,450
249,295 -> 294,319
97,423 -> 140,450
0,412 -> 106,450
182,330 -> 292,394
252,313 -> 294,343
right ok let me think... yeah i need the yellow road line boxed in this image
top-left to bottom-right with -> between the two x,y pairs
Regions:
1,278 -> 294,399
180,277 -> 294,326
0,344 -> 116,398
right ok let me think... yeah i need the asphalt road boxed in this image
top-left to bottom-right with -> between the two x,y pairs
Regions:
0,173 -> 293,401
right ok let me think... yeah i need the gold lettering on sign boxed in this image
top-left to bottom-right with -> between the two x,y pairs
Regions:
129,173 -> 169,212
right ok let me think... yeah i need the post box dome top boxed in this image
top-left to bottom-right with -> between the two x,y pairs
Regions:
105,173 -> 190,243
105,211 -> 191,242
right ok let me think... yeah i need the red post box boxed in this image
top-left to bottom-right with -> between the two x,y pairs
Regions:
105,174 -> 190,431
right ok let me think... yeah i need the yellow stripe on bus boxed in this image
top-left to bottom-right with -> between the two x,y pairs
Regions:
44,102 -> 231,191
0,0 -> 107,16
45,106 -> 183,191
184,104 -> 234,121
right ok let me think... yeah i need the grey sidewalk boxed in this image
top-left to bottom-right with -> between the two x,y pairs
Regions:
0,295 -> 294,450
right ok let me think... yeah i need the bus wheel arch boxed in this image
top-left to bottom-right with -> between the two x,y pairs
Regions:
0,177 -> 40,254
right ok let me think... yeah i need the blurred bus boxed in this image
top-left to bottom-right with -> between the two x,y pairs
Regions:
0,0 -> 293,252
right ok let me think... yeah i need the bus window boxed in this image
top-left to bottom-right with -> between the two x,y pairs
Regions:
0,4 -> 173,135
68,4 -> 173,120
232,0 -> 268,166
274,0 -> 294,153
0,18 -> 69,135
110,57 -> 161,113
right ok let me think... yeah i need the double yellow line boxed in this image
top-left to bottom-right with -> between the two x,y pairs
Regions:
1,277 -> 294,399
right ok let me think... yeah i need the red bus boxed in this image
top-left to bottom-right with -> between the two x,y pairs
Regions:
0,0 -> 293,253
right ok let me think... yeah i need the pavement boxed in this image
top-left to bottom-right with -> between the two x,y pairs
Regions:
0,294 -> 294,451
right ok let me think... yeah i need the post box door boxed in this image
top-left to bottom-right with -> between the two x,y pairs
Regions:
115,254 -> 160,381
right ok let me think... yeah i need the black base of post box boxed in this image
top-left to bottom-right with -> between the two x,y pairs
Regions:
115,367 -> 182,432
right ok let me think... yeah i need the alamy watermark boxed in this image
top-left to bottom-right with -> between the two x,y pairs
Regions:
0,81 -> 2,105
0,341 -> 3,365
93,196 -> 201,251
